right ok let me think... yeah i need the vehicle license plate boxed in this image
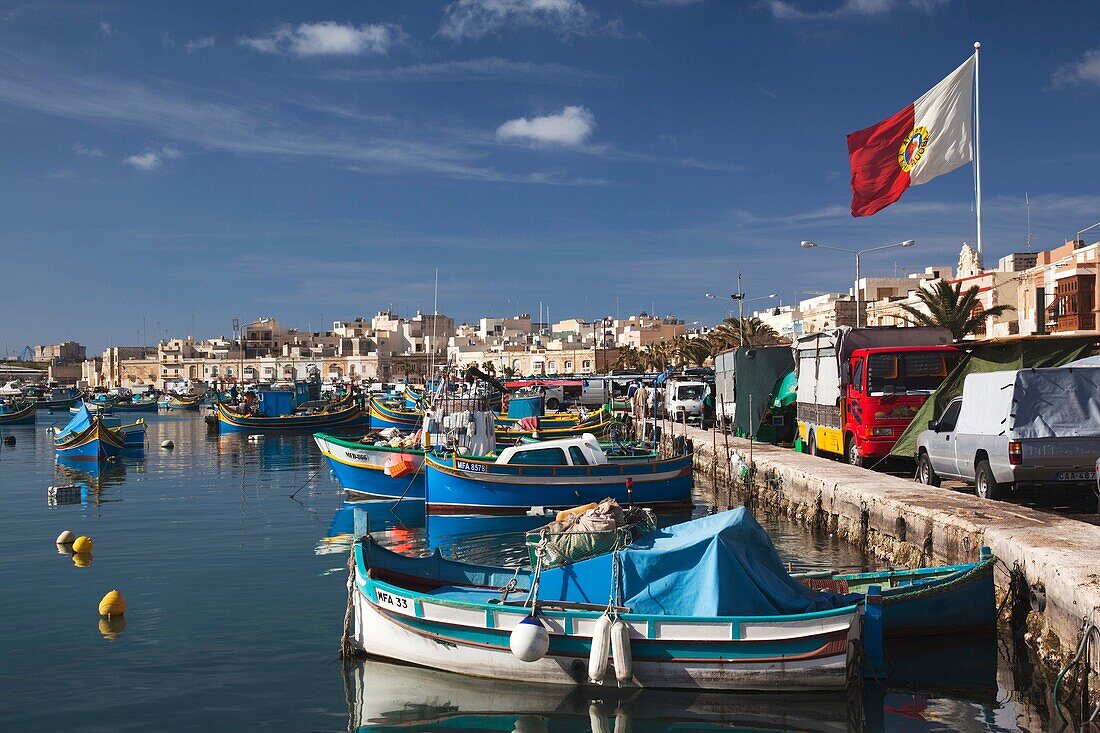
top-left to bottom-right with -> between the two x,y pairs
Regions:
456,459 -> 487,473
1056,471 -> 1096,481
375,589 -> 414,614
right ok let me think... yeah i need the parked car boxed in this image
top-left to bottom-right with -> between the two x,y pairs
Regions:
916,367 -> 1100,499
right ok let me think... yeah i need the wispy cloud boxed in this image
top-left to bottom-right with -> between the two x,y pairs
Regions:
1051,47 -> 1100,89
72,143 -> 104,157
439,0 -> 619,41
0,53 -> 589,184
185,35 -> 216,52
239,21 -> 403,57
754,82 -> 778,99
321,57 -> 611,85
45,169 -> 75,179
122,145 -> 182,171
98,20 -> 113,36
497,105 -> 595,145
764,0 -> 948,21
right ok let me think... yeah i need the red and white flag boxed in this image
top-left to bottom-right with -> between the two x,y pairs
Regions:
847,55 -> 975,217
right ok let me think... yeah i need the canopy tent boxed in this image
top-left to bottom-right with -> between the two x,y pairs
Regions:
538,508 -> 856,617
890,335 -> 1096,458
732,346 -> 795,441
773,370 -> 799,408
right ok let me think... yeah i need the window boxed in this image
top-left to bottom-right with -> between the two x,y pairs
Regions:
852,359 -> 864,393
582,360 -> 591,370
565,361 -> 573,371
676,385 -> 704,400
568,446 -> 589,465
867,351 -> 960,395
937,399 -> 962,431
508,448 -> 567,465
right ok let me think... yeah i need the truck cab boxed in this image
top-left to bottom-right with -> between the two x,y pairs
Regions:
663,380 -> 707,423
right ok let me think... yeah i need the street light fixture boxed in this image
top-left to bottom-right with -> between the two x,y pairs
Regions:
799,239 -> 915,328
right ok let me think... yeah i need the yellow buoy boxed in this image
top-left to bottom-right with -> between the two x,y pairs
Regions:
56,530 -> 76,545
98,616 -> 127,639
99,590 -> 127,617
72,553 -> 93,568
72,536 -> 93,553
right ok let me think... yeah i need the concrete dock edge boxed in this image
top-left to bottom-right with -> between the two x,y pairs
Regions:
680,424 -> 1100,670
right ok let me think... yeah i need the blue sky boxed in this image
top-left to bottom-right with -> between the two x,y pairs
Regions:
2,0 -> 1099,353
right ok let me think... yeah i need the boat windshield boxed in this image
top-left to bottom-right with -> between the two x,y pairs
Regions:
867,351 -> 960,396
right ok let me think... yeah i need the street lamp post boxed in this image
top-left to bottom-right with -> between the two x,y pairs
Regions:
706,275 -> 777,345
799,239 -> 915,328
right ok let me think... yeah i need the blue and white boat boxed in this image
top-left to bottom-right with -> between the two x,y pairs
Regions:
422,434 -> 693,515
314,432 -> 426,500
368,396 -> 422,431
0,400 -> 36,425
345,509 -> 864,690
53,404 -> 139,460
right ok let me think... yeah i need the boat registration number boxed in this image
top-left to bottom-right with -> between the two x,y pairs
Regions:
375,589 -> 414,614
1056,471 -> 1096,481
455,459 -> 487,473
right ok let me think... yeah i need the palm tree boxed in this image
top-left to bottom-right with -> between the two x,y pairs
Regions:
900,280 -> 1014,341
613,345 -> 644,371
671,334 -> 711,367
708,317 -> 780,352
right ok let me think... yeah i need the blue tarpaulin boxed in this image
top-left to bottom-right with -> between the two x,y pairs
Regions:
538,508 -> 857,617
58,403 -> 92,440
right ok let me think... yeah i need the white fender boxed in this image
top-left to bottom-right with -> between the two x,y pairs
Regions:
610,618 -> 632,684
588,612 -> 612,683
509,615 -> 549,662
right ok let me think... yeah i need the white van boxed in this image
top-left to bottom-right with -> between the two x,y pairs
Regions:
663,380 -> 706,422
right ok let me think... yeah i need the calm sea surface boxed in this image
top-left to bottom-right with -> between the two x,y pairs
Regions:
1,412 -> 1044,731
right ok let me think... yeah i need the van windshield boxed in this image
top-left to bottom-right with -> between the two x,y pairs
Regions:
676,385 -> 704,400
867,351 -> 959,396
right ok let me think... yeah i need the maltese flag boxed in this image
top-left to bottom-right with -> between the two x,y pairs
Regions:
847,55 -> 975,217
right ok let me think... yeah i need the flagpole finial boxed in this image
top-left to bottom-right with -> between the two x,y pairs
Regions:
974,41 -> 981,50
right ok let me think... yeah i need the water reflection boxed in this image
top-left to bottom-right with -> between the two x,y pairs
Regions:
343,633 -> 1013,732
344,657 -> 858,732
51,457 -> 137,506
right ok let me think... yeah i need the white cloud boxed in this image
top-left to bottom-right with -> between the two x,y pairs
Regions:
321,57 -> 610,85
122,146 -> 182,171
1052,47 -> 1100,89
239,21 -> 402,57
764,0 -> 948,21
99,21 -> 114,35
73,143 -> 104,157
439,0 -> 600,41
496,105 -> 594,145
185,36 -> 216,52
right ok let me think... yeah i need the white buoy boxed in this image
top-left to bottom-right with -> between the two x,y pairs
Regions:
509,615 -> 549,662
588,612 -> 612,683
610,618 -> 633,684
56,530 -> 76,545
160,440 -> 174,449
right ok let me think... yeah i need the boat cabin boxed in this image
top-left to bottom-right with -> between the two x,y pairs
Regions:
495,434 -> 607,466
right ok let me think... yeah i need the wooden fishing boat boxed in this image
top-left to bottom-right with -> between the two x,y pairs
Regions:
23,386 -> 80,411
368,397 -> 422,431
111,397 -> 159,412
345,509 -> 863,690
216,399 -> 368,433
53,405 -> 128,460
799,549 -> 996,639
495,408 -> 614,445
0,400 -> 36,425
164,393 -> 203,410
422,434 -> 693,515
314,432 -> 426,500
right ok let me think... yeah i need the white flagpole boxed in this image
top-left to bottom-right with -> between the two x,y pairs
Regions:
974,41 -> 983,261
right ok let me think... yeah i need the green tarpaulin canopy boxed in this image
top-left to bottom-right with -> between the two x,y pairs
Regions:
890,335 -> 1096,458
733,346 -> 795,440
773,370 -> 798,409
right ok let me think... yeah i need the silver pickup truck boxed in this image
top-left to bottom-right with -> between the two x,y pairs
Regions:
916,367 -> 1100,499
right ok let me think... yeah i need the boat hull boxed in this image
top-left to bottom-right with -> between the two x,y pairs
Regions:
53,419 -> 127,460
423,452 -> 694,515
216,402 -> 368,433
368,397 -> 421,432
164,395 -> 203,411
348,547 -> 860,691
0,402 -> 37,425
32,396 -> 80,411
314,434 -> 425,500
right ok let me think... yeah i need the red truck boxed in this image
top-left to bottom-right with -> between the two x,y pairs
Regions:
793,327 -> 961,466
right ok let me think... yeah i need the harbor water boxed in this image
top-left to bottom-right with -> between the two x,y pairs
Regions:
1,412 -> 1047,730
